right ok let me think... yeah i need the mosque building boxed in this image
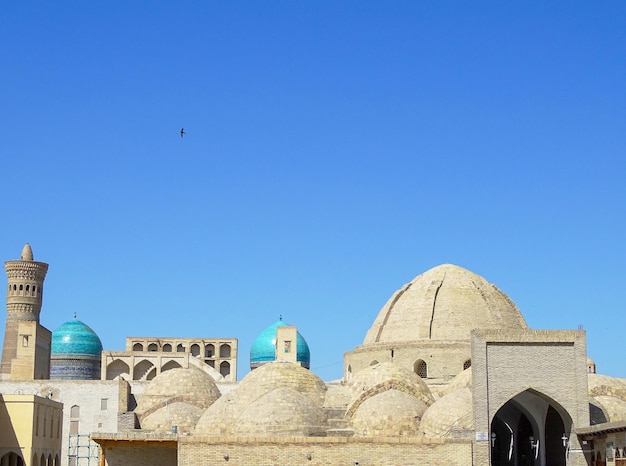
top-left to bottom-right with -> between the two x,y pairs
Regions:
50,316 -> 103,380
2,244 -> 626,466
250,317 -> 311,370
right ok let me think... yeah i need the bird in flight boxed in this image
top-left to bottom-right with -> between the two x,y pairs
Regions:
180,128 -> 186,138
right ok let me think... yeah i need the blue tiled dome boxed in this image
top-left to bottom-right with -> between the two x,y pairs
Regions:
250,318 -> 310,369
51,318 -> 103,356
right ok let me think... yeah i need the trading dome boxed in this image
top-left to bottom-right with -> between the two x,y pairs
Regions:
344,264 -> 528,386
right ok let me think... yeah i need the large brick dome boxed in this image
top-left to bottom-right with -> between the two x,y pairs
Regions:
344,264 -> 529,387
364,264 -> 527,344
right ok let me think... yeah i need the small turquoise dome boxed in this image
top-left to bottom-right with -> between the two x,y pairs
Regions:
250,318 -> 310,369
51,318 -> 103,356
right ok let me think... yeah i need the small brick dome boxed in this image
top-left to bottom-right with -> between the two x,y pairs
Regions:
136,367 -> 221,418
141,402 -> 204,434
592,396 -> 626,422
351,389 -> 428,437
419,387 -> 474,438
195,361 -> 326,436
347,362 -> 434,410
234,386 -> 327,437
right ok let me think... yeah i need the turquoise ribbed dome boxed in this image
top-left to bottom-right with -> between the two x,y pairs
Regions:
250,318 -> 310,368
51,318 -> 103,356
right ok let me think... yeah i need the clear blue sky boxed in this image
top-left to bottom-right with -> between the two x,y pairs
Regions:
1,2 -> 625,382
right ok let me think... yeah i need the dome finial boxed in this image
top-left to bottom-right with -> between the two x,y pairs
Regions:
21,243 -> 34,261
279,314 -> 282,321
73,312 -> 77,319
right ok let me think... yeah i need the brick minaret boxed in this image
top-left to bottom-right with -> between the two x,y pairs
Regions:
0,243 -> 51,379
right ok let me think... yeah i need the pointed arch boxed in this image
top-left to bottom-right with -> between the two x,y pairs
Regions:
219,361 -> 230,377
106,359 -> 130,380
414,359 -> 427,378
161,360 -> 182,372
490,389 -> 572,466
589,400 -> 608,425
133,359 -> 156,380
145,366 -> 157,380
219,344 -> 231,358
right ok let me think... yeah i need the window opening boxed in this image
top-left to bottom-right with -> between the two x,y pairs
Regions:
415,360 -> 428,378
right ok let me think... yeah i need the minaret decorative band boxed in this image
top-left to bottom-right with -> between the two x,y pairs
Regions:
5,257 -> 49,322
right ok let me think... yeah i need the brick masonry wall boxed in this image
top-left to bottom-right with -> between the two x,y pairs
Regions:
117,412 -> 138,431
101,441 -> 177,466
471,329 -> 590,466
344,340 -> 471,387
179,436 -> 475,466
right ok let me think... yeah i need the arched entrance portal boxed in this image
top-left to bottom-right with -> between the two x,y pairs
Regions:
490,390 -> 570,466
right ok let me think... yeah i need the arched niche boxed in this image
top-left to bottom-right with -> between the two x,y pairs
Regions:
106,359 -> 130,380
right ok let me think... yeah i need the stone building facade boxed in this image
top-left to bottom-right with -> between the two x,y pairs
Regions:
100,336 -> 237,382
0,393 -> 63,466
471,329 -> 590,466
1,379 -> 131,466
